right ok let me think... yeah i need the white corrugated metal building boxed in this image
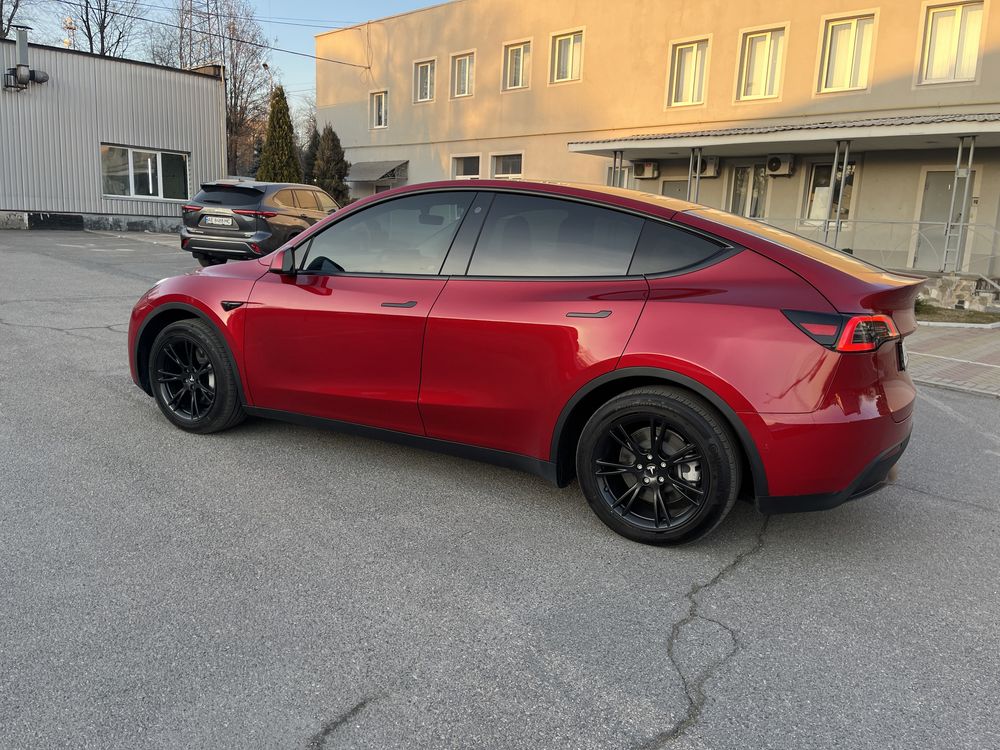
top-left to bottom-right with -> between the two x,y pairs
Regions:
0,39 -> 226,231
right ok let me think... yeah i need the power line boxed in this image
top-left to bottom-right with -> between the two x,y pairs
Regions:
64,2 -> 369,69
127,0 -> 361,30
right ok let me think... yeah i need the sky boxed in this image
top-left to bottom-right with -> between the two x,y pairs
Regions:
252,0 -> 433,112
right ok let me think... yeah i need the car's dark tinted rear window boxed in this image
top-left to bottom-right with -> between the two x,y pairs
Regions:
193,187 -> 261,207
468,193 -> 643,277
628,220 -> 727,275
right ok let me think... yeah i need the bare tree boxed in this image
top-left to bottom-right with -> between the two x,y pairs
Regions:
57,0 -> 141,56
1,0 -> 31,39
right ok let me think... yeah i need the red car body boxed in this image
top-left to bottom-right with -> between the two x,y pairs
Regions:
130,180 -> 921,514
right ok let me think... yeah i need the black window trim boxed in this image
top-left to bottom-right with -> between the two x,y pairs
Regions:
287,185 -> 740,281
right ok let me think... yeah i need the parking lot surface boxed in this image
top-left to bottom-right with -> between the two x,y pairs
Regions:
2,230 -> 999,749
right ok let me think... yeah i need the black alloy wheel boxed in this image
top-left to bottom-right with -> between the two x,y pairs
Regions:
148,319 -> 246,433
577,386 -> 741,545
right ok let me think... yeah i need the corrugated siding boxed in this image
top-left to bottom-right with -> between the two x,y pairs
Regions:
0,42 -> 226,217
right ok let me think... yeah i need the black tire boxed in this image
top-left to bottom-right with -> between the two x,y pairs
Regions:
148,319 -> 246,434
195,254 -> 226,267
576,386 -> 741,545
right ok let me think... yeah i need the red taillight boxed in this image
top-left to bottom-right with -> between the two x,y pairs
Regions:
181,204 -> 201,213
233,209 -> 278,218
835,314 -> 900,352
249,243 -> 262,254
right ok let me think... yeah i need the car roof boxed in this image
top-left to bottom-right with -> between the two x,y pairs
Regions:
200,179 -> 325,192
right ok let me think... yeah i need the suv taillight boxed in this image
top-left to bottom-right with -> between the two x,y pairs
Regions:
181,204 -> 201,213
233,209 -> 278,218
784,310 -> 900,352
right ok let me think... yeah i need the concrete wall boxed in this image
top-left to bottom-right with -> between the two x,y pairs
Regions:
0,42 -> 227,220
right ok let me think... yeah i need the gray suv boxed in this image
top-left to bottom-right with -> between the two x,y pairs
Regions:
180,180 -> 340,266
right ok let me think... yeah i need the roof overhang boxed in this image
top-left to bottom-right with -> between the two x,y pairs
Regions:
347,159 -> 409,183
568,113 -> 1000,159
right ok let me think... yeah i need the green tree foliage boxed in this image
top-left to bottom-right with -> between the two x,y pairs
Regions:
302,125 -> 320,184
256,86 -> 302,183
313,124 -> 351,205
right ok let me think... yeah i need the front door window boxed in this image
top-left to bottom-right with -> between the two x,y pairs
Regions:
729,165 -> 767,218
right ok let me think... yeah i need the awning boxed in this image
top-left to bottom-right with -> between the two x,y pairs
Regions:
569,113 -> 1000,158
346,160 -> 408,183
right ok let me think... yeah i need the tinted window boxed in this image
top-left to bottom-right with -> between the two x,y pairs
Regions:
314,191 -> 338,211
273,189 -> 296,208
193,187 -> 261,207
295,190 -> 319,210
468,194 -> 642,277
301,192 -> 473,275
628,221 -> 726,275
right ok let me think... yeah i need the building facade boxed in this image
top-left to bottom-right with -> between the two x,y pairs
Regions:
316,0 -> 1000,279
1,39 -> 226,231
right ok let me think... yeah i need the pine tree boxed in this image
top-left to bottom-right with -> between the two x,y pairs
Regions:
256,86 -> 303,183
302,125 -> 320,184
313,124 -> 351,204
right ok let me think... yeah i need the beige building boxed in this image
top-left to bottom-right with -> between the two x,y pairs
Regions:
316,0 -> 1000,279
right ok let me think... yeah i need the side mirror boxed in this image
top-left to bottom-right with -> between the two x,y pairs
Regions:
269,247 -> 296,275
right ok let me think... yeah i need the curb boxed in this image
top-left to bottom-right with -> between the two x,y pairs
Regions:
917,320 -> 1000,329
913,379 -> 1000,399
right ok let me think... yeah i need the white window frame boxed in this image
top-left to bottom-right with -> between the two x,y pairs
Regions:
800,158 -> 860,225
668,36 -> 710,106
413,58 -> 436,103
817,14 -> 876,93
918,1 -> 985,84
100,144 -> 189,201
451,50 -> 475,98
736,25 -> 787,101
549,28 -> 584,84
502,39 -> 532,91
491,151 -> 524,179
370,90 -> 388,129
451,153 -> 482,180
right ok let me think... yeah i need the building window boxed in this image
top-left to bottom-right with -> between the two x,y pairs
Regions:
451,52 -> 474,97
453,156 -> 480,179
920,2 -> 984,83
819,16 -> 874,92
737,28 -> 784,100
804,162 -> 856,222
371,91 -> 387,128
606,165 -> 632,188
729,164 -> 768,218
669,39 -> 708,105
414,60 -> 435,102
492,153 -> 523,178
100,144 -> 188,200
503,41 -> 530,90
550,30 -> 583,83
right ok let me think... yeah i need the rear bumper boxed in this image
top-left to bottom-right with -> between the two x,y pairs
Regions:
756,432 -> 910,514
180,228 -> 276,259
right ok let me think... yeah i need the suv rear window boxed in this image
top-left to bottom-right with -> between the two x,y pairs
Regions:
193,187 -> 261,207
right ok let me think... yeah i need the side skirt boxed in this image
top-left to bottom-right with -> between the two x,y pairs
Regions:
245,407 -> 560,486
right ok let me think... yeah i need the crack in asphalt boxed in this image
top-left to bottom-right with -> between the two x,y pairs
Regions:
306,696 -> 380,749
639,516 -> 771,749
894,481 -> 997,514
0,318 -> 128,337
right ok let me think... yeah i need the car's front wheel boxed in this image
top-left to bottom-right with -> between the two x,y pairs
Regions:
148,319 -> 245,433
576,386 -> 741,545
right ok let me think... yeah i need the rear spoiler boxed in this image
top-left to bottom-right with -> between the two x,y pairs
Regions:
199,181 -> 266,193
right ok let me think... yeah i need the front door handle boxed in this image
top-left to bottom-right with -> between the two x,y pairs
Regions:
381,300 -> 418,308
566,310 -> 612,318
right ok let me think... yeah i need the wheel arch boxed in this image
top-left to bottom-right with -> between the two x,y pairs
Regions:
551,367 -> 768,497
135,302 -> 247,404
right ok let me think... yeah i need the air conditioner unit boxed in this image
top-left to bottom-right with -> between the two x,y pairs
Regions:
766,154 -> 795,176
632,161 -> 659,179
696,156 -> 720,178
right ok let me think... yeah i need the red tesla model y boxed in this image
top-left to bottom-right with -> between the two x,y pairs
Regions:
129,180 -> 921,544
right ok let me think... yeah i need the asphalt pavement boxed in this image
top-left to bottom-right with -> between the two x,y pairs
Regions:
1,230 -> 998,749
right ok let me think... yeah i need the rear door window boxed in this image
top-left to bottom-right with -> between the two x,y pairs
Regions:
467,193 -> 642,277
295,190 -> 320,211
628,220 -> 728,275
300,191 -> 474,275
273,189 -> 296,208
193,187 -> 261,207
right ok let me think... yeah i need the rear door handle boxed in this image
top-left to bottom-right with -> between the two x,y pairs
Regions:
566,310 -> 612,318
381,300 -> 418,308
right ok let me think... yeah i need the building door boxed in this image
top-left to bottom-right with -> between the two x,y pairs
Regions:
915,169 -> 975,272
729,164 -> 768,218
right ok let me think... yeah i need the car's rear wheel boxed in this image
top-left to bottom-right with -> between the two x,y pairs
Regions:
149,319 -> 245,433
576,386 -> 741,545
194,254 -> 226,267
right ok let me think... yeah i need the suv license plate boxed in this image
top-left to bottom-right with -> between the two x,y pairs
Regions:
204,216 -> 233,227
897,339 -> 908,371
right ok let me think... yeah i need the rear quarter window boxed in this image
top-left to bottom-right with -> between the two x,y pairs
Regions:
193,187 -> 261,207
628,220 -> 727,275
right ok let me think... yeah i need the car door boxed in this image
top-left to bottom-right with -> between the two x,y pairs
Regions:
418,192 -> 650,460
243,190 -> 476,434
293,189 -> 327,226
268,188 -> 302,244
